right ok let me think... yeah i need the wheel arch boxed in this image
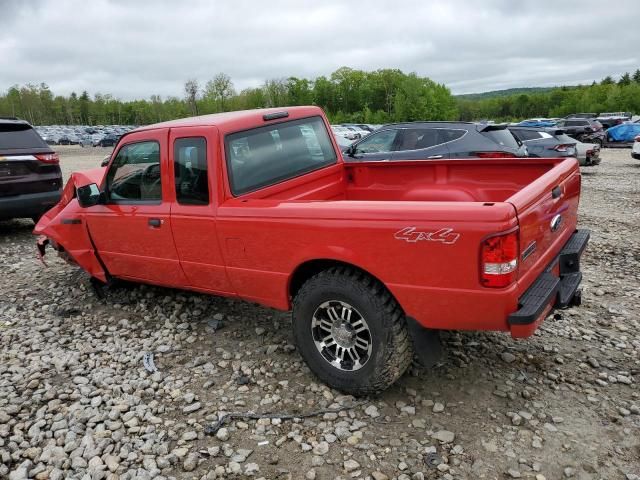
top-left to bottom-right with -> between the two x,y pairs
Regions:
288,258 -> 402,311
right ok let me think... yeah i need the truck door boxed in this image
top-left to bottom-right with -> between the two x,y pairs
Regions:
168,126 -> 234,294
83,129 -> 189,287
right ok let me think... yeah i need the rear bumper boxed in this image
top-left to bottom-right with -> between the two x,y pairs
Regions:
508,229 -> 589,338
632,152 -> 640,160
0,189 -> 61,220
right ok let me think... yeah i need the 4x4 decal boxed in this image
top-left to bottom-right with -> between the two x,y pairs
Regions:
394,227 -> 460,245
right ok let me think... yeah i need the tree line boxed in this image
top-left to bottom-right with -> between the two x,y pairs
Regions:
457,70 -> 640,121
1,68 -> 639,126
0,68 -> 457,126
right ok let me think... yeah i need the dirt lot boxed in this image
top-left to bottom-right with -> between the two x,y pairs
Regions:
1,147 -> 638,480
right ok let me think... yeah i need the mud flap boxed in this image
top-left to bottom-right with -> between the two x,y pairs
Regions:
406,317 -> 443,368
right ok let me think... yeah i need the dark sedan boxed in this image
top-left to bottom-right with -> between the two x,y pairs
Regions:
97,134 -> 119,147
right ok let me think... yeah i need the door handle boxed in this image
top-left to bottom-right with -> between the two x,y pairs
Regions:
148,218 -> 162,228
551,186 -> 562,199
427,155 -> 444,159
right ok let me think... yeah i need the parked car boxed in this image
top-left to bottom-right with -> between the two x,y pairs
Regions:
599,112 -> 632,119
78,135 -> 94,147
555,118 -> 606,145
342,123 -> 375,133
342,125 -> 369,139
331,125 -> 358,141
97,134 -> 119,147
574,140 -> 601,166
508,127 -> 576,158
34,106 -> 588,395
0,118 -> 62,222
516,119 -> 557,128
343,122 -> 527,161
632,135 -> 640,160
605,123 -> 640,144
595,115 -> 628,130
334,134 -> 354,149
564,113 -> 597,119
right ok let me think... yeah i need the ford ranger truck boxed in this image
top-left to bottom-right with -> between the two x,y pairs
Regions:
34,106 -> 589,395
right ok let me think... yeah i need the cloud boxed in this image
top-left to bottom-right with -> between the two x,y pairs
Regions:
0,0 -> 638,99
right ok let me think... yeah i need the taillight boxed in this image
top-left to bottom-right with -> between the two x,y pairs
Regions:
481,230 -> 519,288
473,152 -> 516,159
551,144 -> 573,152
35,153 -> 60,164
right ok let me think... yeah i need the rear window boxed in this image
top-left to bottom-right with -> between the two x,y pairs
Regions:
481,129 -> 520,149
0,123 -> 48,150
511,129 -> 540,141
555,133 -> 576,144
225,116 -> 337,195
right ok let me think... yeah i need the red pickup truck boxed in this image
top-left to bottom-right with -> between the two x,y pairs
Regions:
35,106 -> 589,395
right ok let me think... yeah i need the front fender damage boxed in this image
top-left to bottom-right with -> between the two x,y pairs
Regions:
33,172 -> 108,282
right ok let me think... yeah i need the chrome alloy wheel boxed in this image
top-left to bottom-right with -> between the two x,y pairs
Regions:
310,300 -> 372,371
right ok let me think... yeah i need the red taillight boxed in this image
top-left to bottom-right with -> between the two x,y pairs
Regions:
551,144 -> 573,152
473,152 -> 516,159
35,153 -> 60,165
481,230 -> 519,288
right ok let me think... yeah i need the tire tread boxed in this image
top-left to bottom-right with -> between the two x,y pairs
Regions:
293,266 -> 413,395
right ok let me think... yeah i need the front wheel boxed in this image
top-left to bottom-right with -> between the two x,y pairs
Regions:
292,267 -> 413,396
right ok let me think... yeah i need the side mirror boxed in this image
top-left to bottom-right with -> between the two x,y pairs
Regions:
344,144 -> 356,157
100,155 -> 110,167
77,183 -> 102,208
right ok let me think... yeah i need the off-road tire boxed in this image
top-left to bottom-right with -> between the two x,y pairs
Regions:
292,266 -> 413,396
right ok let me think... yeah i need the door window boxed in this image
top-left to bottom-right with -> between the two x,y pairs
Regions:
354,130 -> 399,154
105,141 -> 161,202
174,137 -> 209,205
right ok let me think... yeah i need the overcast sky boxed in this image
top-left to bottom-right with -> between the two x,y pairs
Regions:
1,0 -> 638,100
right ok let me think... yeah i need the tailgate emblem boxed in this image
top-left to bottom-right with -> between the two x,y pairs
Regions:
550,214 -> 563,232
394,227 -> 460,245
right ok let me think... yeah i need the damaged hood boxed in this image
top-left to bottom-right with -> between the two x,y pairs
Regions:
33,167 -> 108,282
34,167 -> 105,234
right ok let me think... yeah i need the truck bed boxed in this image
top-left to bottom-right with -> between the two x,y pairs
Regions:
219,156 -> 581,336
246,158 -> 570,204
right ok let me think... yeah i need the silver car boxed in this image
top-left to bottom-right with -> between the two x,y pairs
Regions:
574,140 -> 601,166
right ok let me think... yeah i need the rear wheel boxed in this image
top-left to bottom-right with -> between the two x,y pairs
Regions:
292,267 -> 413,396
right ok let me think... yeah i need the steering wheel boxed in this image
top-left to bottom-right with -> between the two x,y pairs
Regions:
141,163 -> 161,196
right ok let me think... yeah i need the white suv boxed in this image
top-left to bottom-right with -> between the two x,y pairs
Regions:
632,135 -> 640,160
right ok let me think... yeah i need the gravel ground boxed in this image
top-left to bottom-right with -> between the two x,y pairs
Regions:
1,147 -> 638,480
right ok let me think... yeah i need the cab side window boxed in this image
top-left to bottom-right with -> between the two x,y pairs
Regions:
174,137 -> 209,205
105,141 -> 161,203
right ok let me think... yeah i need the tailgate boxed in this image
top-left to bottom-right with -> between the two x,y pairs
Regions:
507,158 -> 581,282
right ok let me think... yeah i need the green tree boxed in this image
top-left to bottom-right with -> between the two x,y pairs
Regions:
618,72 -> 631,86
184,79 -> 199,115
204,73 -> 235,112
79,91 -> 90,124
